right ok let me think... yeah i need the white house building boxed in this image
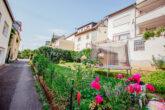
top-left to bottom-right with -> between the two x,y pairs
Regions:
106,1 -> 165,70
108,4 -> 136,42
75,20 -> 108,51
129,0 -> 165,69
0,0 -> 14,66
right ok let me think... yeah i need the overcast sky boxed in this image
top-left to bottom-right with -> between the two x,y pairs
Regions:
8,0 -> 135,50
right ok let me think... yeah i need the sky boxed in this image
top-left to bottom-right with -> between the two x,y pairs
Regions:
8,0 -> 135,50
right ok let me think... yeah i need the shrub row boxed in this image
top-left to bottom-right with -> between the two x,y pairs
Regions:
34,46 -> 91,63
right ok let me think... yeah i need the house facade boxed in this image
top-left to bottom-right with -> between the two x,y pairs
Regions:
0,0 -> 14,66
6,21 -> 22,62
50,34 -> 74,50
75,20 -> 108,51
129,0 -> 165,69
106,1 -> 165,70
108,4 -> 136,42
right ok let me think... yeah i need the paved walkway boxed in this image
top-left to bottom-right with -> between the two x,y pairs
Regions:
0,60 -> 42,110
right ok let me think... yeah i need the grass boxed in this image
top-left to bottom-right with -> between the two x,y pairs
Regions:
58,62 -> 165,99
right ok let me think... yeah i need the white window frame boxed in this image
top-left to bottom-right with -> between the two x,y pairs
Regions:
134,39 -> 145,51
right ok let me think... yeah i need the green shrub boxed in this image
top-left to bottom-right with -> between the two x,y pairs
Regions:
155,27 -> 165,37
152,56 -> 165,70
143,30 -> 155,40
141,71 -> 165,93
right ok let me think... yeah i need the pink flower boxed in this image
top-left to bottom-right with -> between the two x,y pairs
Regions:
125,80 -> 128,83
95,77 -> 99,82
91,81 -> 101,90
127,84 -> 142,94
133,73 -> 141,83
95,95 -> 103,104
134,83 -> 141,94
127,85 -> 135,93
128,77 -> 133,81
115,76 -> 118,78
118,74 -> 123,79
146,84 -> 155,92
95,82 -> 101,90
91,81 -> 96,88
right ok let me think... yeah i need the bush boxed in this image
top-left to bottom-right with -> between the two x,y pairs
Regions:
141,71 -> 165,93
143,30 -> 155,40
152,56 -> 165,70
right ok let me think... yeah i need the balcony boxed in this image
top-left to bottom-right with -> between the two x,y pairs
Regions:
136,5 -> 165,25
136,0 -> 165,14
136,0 -> 145,4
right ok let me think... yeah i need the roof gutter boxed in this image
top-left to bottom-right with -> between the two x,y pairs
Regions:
4,0 -> 15,22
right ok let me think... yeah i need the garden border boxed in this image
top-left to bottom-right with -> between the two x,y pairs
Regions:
31,64 -> 59,110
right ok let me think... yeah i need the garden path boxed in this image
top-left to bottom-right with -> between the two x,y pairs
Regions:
0,60 -> 42,110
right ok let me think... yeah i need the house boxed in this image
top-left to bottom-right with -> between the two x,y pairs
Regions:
6,20 -> 22,62
0,0 -> 14,66
74,19 -> 108,51
50,34 -> 74,50
108,4 -> 136,42
105,1 -> 165,70
64,32 -> 76,42
128,0 -> 165,69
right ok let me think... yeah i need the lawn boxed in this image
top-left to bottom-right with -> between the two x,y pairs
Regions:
58,62 -> 165,99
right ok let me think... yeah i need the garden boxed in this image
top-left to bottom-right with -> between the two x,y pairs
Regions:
30,46 -> 165,110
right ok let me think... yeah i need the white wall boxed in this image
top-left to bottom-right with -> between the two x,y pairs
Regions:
129,37 -> 165,67
108,7 -> 136,41
0,0 -> 13,65
65,34 -> 75,42
74,31 -> 94,51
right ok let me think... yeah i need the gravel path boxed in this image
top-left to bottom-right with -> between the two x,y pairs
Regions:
0,60 -> 42,110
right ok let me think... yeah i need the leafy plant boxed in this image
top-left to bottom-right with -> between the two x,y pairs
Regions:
143,30 -> 155,40
141,71 -> 165,93
155,27 -> 165,37
152,56 -> 165,70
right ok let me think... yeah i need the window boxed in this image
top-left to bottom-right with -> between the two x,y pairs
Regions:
2,21 -> 9,37
113,33 -> 130,41
78,37 -> 81,41
86,34 -> 89,39
119,33 -> 130,40
113,35 -> 119,41
134,39 -> 145,51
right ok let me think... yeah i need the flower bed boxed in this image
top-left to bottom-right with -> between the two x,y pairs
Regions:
31,54 -> 158,109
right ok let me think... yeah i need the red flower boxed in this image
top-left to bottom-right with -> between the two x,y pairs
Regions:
91,81 -> 101,90
134,83 -> 141,94
91,81 -> 96,88
127,83 -> 142,94
95,77 -> 99,82
95,95 -> 103,104
146,84 -> 155,92
127,85 -> 135,93
115,76 -> 118,78
118,74 -> 123,79
128,77 -> 133,81
133,73 -> 141,83
77,92 -> 81,106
